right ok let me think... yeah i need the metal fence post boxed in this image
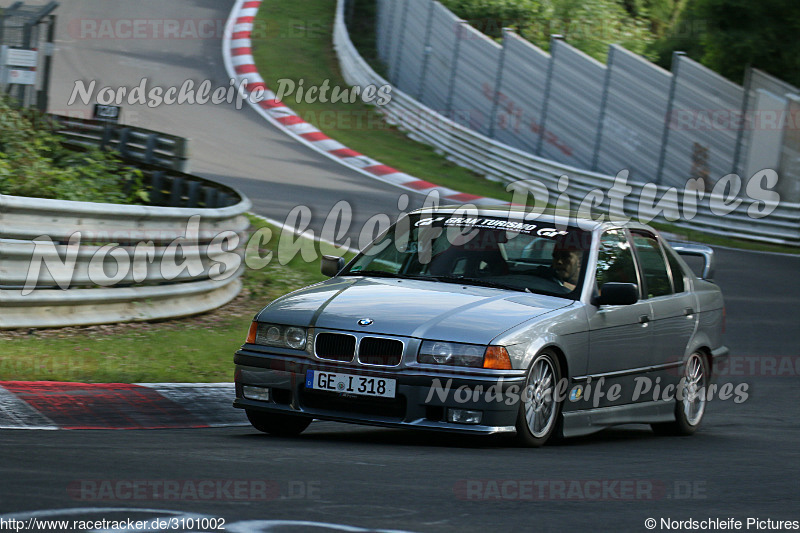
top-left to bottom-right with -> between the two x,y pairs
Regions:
16,20 -> 33,105
487,29 -> 510,140
444,21 -> 465,119
380,0 -> 397,64
36,13 -> 55,111
389,0 -> 411,86
732,65 -> 753,176
591,45 -> 615,171
655,51 -> 684,186
416,0 -> 436,101
535,35 -> 562,156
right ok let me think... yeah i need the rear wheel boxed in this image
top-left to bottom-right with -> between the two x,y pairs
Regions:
246,410 -> 312,436
516,350 -> 563,447
651,352 -> 708,436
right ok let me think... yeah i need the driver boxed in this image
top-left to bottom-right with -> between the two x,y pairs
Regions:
551,247 -> 582,291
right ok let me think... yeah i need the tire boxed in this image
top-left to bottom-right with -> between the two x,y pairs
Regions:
651,351 -> 709,436
246,410 -> 312,436
515,350 -> 564,447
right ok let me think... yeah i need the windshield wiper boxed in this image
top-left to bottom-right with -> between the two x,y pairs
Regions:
345,272 -> 532,293
341,270 -> 403,278
344,271 -> 448,282
431,276 -> 529,292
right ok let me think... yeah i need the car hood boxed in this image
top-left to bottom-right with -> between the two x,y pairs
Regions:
257,277 -> 571,345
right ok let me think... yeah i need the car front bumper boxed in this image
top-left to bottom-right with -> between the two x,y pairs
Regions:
233,349 -> 526,435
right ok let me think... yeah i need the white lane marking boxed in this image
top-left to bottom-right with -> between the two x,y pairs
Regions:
0,387 -> 58,430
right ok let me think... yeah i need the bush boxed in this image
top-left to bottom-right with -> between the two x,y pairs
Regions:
0,98 -> 148,204
440,0 -> 657,62
438,0 -> 541,38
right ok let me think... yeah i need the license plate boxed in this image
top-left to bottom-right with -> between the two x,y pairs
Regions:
305,370 -> 396,399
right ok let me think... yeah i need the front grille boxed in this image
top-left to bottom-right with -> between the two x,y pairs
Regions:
300,388 -> 407,419
358,337 -> 404,366
315,333 -> 356,362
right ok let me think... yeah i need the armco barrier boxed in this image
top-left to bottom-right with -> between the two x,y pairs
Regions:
0,194 -> 251,329
334,0 -> 800,246
0,116 -> 251,329
52,115 -> 191,173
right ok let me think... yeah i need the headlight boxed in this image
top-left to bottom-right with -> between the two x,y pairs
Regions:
418,341 -> 485,368
250,322 -> 307,350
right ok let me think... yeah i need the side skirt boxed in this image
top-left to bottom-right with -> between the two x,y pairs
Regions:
562,400 -> 675,438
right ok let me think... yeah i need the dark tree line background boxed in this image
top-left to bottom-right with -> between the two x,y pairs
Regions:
438,0 -> 800,87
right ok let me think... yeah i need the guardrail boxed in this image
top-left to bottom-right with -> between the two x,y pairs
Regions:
52,114 -> 191,173
0,193 -> 251,329
0,120 -> 251,329
333,0 -> 800,246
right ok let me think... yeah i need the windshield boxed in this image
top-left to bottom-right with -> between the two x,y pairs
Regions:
341,214 -> 591,299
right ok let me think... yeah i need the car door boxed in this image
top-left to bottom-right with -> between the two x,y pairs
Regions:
586,229 -> 654,408
629,231 -> 697,386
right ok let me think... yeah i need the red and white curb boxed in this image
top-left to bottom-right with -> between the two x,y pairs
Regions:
0,382 -> 246,430
222,0 -> 505,206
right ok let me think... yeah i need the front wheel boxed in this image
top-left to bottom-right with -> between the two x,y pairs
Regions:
515,350 -> 564,447
246,410 -> 312,436
651,352 -> 709,436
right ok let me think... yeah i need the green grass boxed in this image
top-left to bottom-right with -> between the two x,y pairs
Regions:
0,217 -> 346,382
0,328 -> 251,383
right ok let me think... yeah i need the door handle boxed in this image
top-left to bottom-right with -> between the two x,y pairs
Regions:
639,315 -> 650,324
684,307 -> 695,316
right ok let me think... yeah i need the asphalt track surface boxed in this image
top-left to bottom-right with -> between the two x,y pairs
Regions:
1,1 -> 799,531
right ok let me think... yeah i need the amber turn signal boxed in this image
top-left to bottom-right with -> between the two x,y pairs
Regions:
483,346 -> 512,370
246,321 -> 258,344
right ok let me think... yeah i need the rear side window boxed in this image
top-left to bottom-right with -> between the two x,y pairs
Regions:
595,230 -> 638,287
631,232 -> 673,298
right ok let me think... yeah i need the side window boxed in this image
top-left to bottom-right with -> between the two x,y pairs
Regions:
631,232 -> 673,298
595,230 -> 638,288
666,249 -> 686,293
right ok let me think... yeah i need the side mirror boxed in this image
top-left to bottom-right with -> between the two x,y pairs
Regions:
321,255 -> 345,278
592,282 -> 639,306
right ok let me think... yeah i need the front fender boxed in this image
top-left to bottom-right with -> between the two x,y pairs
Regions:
494,303 -> 589,377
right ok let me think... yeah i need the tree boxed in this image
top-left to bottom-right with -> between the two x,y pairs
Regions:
440,0 -> 656,62
530,0 -> 655,61
693,0 -> 800,86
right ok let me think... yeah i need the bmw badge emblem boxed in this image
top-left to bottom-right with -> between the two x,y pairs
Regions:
358,318 -> 374,327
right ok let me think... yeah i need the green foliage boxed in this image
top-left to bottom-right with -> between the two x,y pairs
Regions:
650,0 -> 800,85
438,0 -> 542,38
648,0 -> 704,69
441,0 -> 657,62
692,0 -> 800,86
0,97 -> 148,204
621,0 -> 687,36
534,0 -> 656,60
